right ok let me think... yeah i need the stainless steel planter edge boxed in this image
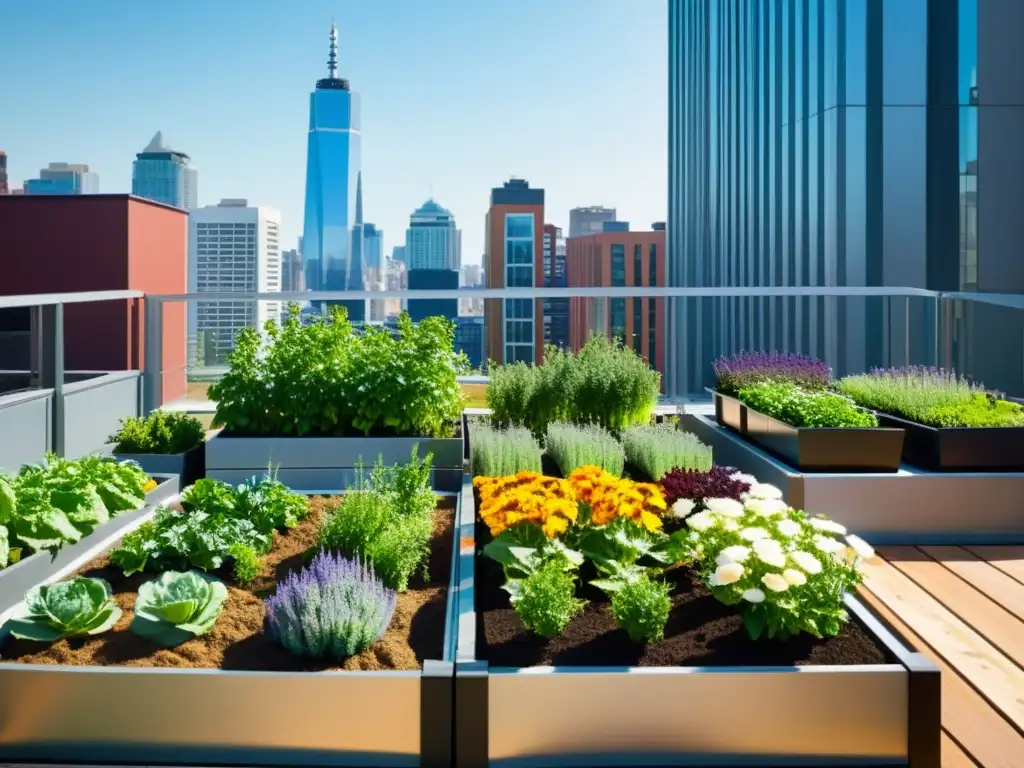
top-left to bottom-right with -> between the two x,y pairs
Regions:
114,443 -> 206,488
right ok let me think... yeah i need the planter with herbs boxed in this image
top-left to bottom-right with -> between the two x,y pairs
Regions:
454,467 -> 938,767
109,410 -> 207,486
0,456 -> 177,616
206,305 -> 466,493
0,450 -> 458,767
836,367 -> 1024,472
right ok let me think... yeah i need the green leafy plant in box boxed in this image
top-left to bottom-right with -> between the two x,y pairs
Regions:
738,380 -> 877,428
621,423 -> 712,481
469,423 -> 543,478
109,411 -> 206,455
6,577 -> 121,641
130,571 -> 228,647
544,422 -> 625,477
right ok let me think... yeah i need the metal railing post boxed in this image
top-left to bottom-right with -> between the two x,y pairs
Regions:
142,297 -> 164,415
904,296 -> 911,366
38,303 -> 66,457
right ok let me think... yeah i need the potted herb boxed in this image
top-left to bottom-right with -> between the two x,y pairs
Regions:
109,411 -> 206,486
206,305 -> 468,492
836,367 -> 1024,471
620,423 -> 712,482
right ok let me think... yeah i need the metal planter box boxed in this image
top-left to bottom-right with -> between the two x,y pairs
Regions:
876,412 -> 1024,472
0,493 -> 462,768
115,442 -> 206,487
711,389 -> 746,433
454,477 -> 939,768
0,475 -> 179,616
205,433 -> 464,493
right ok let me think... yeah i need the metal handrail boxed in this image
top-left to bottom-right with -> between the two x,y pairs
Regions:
0,289 -> 143,309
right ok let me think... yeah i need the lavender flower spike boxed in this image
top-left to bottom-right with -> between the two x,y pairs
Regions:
713,350 -> 831,395
265,550 -> 397,659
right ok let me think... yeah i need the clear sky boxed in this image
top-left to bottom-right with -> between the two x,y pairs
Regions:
0,0 -> 667,263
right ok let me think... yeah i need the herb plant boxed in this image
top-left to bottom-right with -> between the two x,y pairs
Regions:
6,577 -> 122,641
229,543 -> 261,585
469,423 -> 543,478
714,351 -> 831,396
610,574 -> 672,643
512,561 -> 586,638
109,411 -> 206,455
739,381 -> 877,428
621,424 -> 712,481
265,551 -> 396,659
130,571 -> 228,647
210,304 -> 468,438
545,422 -> 626,477
836,367 -> 1024,428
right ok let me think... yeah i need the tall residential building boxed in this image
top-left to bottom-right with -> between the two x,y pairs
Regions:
0,151 -> 8,195
281,248 -> 304,292
188,199 -> 282,366
566,226 -> 666,376
132,132 -> 197,210
24,163 -> 99,195
301,22 -> 365,321
392,244 -> 406,265
568,206 -> 616,238
667,0 -> 1024,397
485,178 -> 544,365
406,199 -> 461,271
542,224 -> 569,350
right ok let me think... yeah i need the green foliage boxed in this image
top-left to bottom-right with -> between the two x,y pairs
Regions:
621,424 -> 712,480
571,516 -> 673,593
110,474 -> 307,575
130,571 -> 228,647
6,577 -> 121,642
739,381 -> 877,428
483,522 -> 584,583
545,422 -> 626,477
610,574 -> 672,643
512,561 -> 587,638
469,423 -> 543,478
209,305 -> 468,438
0,524 -> 8,569
487,336 -> 660,436
109,411 -> 206,455
836,368 -> 1024,428
317,448 -> 436,591
229,543 -> 261,585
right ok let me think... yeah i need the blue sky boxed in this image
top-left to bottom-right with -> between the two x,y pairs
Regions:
0,0 -> 668,263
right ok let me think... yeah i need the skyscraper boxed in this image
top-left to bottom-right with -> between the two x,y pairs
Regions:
132,132 -> 197,209
363,223 -> 383,274
568,206 -> 616,238
406,199 -> 461,271
24,163 -> 99,195
301,21 -> 365,321
0,151 -> 8,195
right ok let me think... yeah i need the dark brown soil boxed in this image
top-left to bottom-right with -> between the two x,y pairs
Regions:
476,527 -> 892,668
2,498 -> 454,671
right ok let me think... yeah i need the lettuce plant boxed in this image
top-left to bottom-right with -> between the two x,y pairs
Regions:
110,411 -> 206,455
130,571 -> 228,647
6,577 -> 122,641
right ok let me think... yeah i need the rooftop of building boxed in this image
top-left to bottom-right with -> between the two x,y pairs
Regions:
137,131 -> 191,161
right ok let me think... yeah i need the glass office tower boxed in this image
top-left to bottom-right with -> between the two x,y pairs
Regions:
302,22 -> 365,321
132,133 -> 197,209
666,0 -> 1024,397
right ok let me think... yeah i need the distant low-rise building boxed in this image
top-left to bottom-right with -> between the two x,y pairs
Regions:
24,163 -> 99,195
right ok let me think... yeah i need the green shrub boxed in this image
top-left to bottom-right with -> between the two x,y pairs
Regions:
512,561 -> 587,638
610,574 -> 672,644
545,422 -> 625,477
739,381 -> 877,428
317,449 -> 436,591
621,424 -> 712,481
470,424 -> 543,477
109,411 -> 206,455
229,543 -> 261,586
835,367 -> 1024,428
487,336 -> 660,436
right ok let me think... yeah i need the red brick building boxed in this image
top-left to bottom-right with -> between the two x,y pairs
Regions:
566,227 -> 666,375
0,194 -> 188,402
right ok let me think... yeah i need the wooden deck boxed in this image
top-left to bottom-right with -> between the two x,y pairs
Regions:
859,545 -> 1024,768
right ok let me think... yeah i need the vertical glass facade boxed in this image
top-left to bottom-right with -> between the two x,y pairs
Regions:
504,214 -> 535,364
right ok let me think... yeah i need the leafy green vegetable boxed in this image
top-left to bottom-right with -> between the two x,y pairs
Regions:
0,524 -> 8,569
610,574 -> 672,643
110,411 -> 206,455
512,561 -> 586,638
738,381 -> 877,428
0,473 -> 14,525
482,521 -> 584,583
5,577 -> 122,642
573,516 -> 672,593
130,571 -> 228,647
229,543 -> 261,585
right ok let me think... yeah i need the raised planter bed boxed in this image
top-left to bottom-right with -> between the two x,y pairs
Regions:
711,389 -> 746,433
0,474 -> 179,617
205,431 -> 464,493
115,442 -> 205,487
0,493 -> 460,767
875,411 -> 1024,472
453,477 -> 939,768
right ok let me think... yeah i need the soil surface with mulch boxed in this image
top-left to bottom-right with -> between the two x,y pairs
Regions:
2,497 -> 454,671
476,529 -> 892,668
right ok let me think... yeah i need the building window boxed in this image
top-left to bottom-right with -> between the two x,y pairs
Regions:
633,244 -> 642,287
611,244 -> 626,287
504,213 -> 535,364
649,243 -> 657,285
611,298 -> 626,343
632,299 -> 642,354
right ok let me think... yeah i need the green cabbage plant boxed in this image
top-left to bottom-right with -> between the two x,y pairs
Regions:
6,578 -> 122,641
130,571 -> 228,647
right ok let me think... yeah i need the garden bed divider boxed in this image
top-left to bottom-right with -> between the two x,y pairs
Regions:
114,442 -> 206,488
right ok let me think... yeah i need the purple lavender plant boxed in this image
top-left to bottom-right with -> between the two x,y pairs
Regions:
713,351 -> 831,395
265,550 -> 397,659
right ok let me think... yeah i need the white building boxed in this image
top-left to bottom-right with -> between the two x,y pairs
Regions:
405,199 -> 461,271
188,199 -> 282,366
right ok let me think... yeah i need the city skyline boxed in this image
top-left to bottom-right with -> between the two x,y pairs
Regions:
0,0 -> 667,263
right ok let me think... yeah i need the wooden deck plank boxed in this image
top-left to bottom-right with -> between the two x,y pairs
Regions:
964,546 -> 1024,586
859,555 -> 1024,739
919,545 -> 1024,623
857,585 -> 1024,768
942,732 -> 979,768
877,545 -> 1024,669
